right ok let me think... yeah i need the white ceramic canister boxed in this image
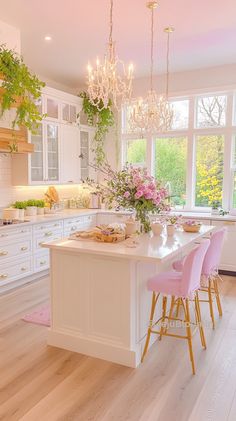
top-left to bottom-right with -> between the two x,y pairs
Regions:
25,206 -> 37,216
2,208 -> 19,220
166,224 -> 175,236
151,222 -> 163,236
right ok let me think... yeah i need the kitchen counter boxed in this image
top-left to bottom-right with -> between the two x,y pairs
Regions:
169,211 -> 236,222
44,225 -> 213,368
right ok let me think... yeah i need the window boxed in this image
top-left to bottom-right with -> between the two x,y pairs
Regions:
126,138 -> 146,166
170,100 -> 189,130
154,137 -> 187,206
122,89 -> 236,211
196,95 -> 226,128
195,135 -> 224,207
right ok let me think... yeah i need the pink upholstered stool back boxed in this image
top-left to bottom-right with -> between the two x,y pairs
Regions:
181,239 -> 210,297
202,228 -> 226,277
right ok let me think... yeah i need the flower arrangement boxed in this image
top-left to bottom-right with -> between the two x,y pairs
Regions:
164,215 -> 182,226
182,219 -> 201,233
183,219 -> 201,227
94,163 -> 170,232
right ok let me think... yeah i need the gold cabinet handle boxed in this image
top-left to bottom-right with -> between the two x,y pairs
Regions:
21,267 -> 28,272
71,226 -> 77,231
21,246 -> 28,251
54,223 -> 60,227
0,251 -> 8,256
20,230 -> 28,233
40,260 -> 47,266
44,231 -> 53,237
0,274 -> 8,279
0,233 -> 8,237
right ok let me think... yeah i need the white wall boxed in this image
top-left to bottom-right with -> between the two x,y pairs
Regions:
0,20 -> 20,53
132,63 -> 236,98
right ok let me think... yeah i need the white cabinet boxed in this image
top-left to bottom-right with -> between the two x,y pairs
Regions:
61,125 -> 80,184
63,214 -> 97,237
62,103 -> 78,124
12,86 -> 82,186
80,125 -> 97,181
211,220 -> 236,272
12,122 -> 60,185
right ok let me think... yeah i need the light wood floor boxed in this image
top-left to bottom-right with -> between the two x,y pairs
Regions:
1,275 -> 236,421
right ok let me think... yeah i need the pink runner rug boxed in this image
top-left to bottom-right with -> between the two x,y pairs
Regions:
22,304 -> 51,327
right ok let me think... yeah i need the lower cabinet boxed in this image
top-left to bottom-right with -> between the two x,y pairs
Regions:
0,256 -> 33,287
34,251 -> 50,272
211,220 -> 236,272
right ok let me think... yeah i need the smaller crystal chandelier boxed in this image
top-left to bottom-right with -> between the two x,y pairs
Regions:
87,0 -> 134,111
129,2 -> 174,134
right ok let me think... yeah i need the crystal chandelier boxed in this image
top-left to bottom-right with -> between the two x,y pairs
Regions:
87,0 -> 134,111
129,1 -> 174,134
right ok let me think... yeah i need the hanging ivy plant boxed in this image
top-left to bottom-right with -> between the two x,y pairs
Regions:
0,44 -> 45,133
79,91 -> 114,165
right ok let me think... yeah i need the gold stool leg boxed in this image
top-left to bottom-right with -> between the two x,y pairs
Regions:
213,277 -> 223,317
208,279 -> 215,329
185,298 -> 196,375
141,292 -> 158,362
175,298 -> 181,317
195,291 -> 206,349
159,296 -> 168,341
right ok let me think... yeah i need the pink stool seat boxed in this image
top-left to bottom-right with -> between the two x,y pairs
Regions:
148,271 -> 182,297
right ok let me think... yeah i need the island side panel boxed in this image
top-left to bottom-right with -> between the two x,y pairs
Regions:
48,249 -> 139,367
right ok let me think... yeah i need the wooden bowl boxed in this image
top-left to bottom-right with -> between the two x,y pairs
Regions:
183,224 -> 201,233
95,232 -> 125,243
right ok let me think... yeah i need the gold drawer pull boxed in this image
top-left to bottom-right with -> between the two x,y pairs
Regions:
71,226 -> 77,231
45,231 -> 53,237
0,233 -> 8,237
21,230 -> 28,233
40,260 -> 47,266
54,223 -> 60,227
21,246 -> 28,251
21,267 -> 28,272
0,274 -> 8,279
0,251 -> 8,256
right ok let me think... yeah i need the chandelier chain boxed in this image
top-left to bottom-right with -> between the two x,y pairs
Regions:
150,6 -> 154,92
109,0 -> 113,48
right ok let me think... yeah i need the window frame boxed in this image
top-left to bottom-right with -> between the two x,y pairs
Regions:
121,88 -> 236,212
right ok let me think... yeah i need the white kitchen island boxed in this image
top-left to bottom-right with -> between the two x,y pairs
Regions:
44,225 -> 214,368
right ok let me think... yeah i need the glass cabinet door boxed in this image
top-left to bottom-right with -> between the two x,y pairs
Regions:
62,103 -> 77,124
80,130 -> 89,179
30,124 -> 44,182
46,98 -> 59,120
46,123 -> 59,182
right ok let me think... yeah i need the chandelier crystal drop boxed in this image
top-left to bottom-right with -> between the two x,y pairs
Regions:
87,0 -> 134,111
129,2 -> 174,134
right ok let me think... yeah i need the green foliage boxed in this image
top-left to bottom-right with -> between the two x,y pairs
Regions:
12,201 -> 27,210
25,199 -> 38,207
0,44 -> 45,133
79,92 -> 114,165
35,199 -> 45,208
195,135 -> 223,206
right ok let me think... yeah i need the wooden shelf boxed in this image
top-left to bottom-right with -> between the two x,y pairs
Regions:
0,139 -> 34,153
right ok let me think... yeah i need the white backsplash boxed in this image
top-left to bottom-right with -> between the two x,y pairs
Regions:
0,153 -> 84,211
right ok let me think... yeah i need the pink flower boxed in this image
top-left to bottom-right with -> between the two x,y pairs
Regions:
135,190 -> 144,199
124,191 -> 130,198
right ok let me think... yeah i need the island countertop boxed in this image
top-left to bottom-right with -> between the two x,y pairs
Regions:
43,224 -> 214,263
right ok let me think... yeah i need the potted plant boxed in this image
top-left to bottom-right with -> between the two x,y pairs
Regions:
25,199 -> 37,216
12,201 -> 27,220
165,215 -> 182,236
211,200 -> 221,215
0,45 -> 45,151
35,199 -> 45,215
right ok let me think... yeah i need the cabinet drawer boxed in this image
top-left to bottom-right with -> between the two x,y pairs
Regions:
83,215 -> 97,228
33,221 -> 63,234
64,217 -> 84,228
34,252 -> 50,272
0,239 -> 32,261
0,226 -> 32,242
34,232 -> 63,251
0,257 -> 32,285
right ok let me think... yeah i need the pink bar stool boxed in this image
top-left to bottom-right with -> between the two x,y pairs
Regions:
173,228 -> 226,329
142,240 -> 210,375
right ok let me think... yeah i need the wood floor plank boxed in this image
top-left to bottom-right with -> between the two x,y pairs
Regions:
0,276 -> 236,421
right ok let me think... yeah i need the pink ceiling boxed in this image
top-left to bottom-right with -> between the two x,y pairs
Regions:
0,0 -> 235,89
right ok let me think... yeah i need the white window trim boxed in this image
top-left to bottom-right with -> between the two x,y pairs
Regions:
121,87 -> 236,212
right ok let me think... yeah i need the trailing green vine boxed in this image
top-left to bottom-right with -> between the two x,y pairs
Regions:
79,91 -> 114,165
0,44 -> 45,133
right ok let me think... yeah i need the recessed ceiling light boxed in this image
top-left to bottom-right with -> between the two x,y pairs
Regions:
44,35 -> 52,41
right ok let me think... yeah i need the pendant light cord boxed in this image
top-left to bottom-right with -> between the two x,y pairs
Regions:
166,30 -> 170,98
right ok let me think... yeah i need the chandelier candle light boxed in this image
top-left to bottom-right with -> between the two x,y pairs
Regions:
87,0 -> 134,111
129,1 -> 174,134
